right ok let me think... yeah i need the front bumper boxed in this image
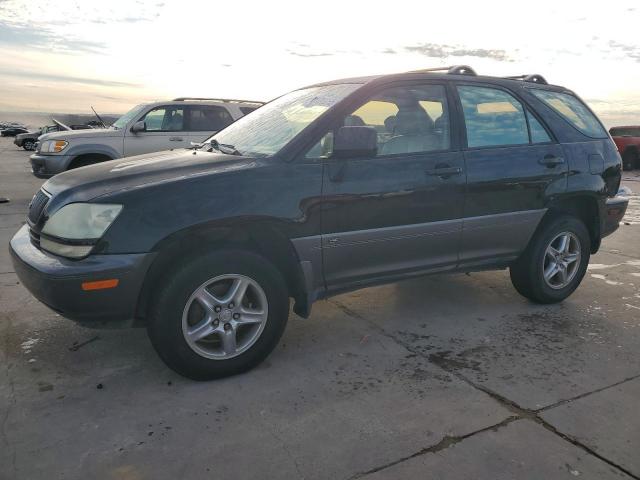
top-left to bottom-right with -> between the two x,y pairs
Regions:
10,225 -> 155,327
30,153 -> 70,178
13,138 -> 21,147
602,195 -> 629,238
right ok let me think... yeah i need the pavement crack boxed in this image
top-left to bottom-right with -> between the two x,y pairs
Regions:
330,299 -> 640,480
536,373 -> 640,413
345,416 -> 520,480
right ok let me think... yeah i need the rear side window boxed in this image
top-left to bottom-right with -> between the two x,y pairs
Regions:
530,90 -> 606,138
458,86 -> 529,148
240,106 -> 260,115
188,106 -> 234,132
527,110 -> 551,143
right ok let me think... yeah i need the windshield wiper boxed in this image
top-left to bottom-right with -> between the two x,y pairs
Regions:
209,139 -> 242,156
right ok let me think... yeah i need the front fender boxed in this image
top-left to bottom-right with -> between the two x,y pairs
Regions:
64,143 -> 122,162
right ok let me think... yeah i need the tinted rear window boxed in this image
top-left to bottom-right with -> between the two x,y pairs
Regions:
530,89 -> 606,138
610,127 -> 640,137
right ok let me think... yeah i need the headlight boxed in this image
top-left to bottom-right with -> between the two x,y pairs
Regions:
39,140 -> 68,153
40,203 -> 123,258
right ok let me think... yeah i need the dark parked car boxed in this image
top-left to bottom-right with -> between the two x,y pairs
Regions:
1,127 -> 29,137
10,66 -> 627,380
14,125 -> 62,151
609,126 -> 640,170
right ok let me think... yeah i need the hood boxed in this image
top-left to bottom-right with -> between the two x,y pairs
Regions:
43,148 -> 260,207
40,127 -> 121,141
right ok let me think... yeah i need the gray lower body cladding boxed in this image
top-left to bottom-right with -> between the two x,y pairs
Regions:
292,209 -> 546,297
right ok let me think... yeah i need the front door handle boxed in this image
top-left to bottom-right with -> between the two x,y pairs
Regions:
538,155 -> 564,167
425,166 -> 462,178
169,136 -> 184,142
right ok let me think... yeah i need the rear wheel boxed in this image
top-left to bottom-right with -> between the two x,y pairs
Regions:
510,215 -> 590,303
147,250 -> 289,380
622,150 -> 638,171
22,139 -> 35,151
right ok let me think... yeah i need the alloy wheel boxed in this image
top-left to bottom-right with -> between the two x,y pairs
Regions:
181,274 -> 268,359
542,232 -> 581,289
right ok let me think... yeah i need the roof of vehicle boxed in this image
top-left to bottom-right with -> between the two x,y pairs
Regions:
307,65 -> 569,92
137,98 -> 265,110
609,126 -> 640,130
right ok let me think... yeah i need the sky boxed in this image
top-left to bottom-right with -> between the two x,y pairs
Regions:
1,0 -> 639,127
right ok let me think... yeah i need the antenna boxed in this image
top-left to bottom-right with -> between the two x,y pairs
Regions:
91,106 -> 107,128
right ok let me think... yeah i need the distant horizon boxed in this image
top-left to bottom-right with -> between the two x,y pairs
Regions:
1,0 -> 640,129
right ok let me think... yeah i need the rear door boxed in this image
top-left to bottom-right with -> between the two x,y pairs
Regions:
454,83 -> 567,266
183,105 -> 235,144
124,105 -> 188,156
314,82 -> 466,289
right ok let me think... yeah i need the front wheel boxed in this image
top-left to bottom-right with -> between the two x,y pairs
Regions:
147,250 -> 289,380
510,215 -> 590,304
22,140 -> 35,151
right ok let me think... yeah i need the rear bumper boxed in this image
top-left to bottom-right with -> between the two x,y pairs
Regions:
10,225 -> 155,327
30,153 -> 70,178
601,196 -> 629,238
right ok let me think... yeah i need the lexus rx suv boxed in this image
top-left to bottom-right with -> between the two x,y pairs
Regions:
11,66 -> 627,380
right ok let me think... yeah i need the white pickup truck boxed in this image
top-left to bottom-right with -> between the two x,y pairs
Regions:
29,97 -> 263,178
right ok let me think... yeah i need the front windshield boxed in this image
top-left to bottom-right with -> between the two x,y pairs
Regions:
112,104 -> 146,129
208,84 -> 361,157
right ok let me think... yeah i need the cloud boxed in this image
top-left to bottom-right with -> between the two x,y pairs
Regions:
607,40 -> 640,62
287,49 -> 335,58
0,68 -> 142,88
404,43 -> 510,61
0,22 -> 107,54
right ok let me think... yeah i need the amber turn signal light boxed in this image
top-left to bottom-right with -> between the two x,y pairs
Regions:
81,279 -> 119,291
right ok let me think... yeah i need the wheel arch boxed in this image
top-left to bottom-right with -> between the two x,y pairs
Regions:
68,153 -> 114,169
544,194 -> 601,253
135,223 -> 311,323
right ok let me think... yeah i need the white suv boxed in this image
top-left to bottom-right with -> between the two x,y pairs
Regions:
29,98 -> 263,178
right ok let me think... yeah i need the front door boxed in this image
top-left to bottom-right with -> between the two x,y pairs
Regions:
454,84 -> 568,265
313,82 -> 466,290
124,105 -> 189,157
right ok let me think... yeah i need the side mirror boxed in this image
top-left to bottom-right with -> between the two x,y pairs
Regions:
130,121 -> 146,134
332,126 -> 377,159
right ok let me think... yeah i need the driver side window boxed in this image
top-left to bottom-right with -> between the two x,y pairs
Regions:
306,84 -> 450,158
142,106 -> 185,132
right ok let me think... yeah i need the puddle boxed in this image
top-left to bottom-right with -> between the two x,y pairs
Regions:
589,274 -> 623,286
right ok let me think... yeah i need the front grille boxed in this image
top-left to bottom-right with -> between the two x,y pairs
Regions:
28,189 -> 49,224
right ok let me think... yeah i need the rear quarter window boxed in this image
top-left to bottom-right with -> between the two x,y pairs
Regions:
530,89 -> 607,138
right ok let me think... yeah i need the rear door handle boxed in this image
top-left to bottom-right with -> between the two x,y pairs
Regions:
425,166 -> 462,177
538,155 -> 564,167
169,136 -> 184,142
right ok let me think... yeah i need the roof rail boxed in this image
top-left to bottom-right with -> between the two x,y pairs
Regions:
172,97 -> 264,104
409,65 -> 477,76
504,74 -> 548,85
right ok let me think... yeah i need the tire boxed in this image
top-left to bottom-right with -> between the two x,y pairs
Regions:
622,150 -> 638,171
147,249 -> 289,380
22,140 -> 35,151
510,215 -> 590,304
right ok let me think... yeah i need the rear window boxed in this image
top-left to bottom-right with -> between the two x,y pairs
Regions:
530,89 -> 606,138
609,127 -> 640,137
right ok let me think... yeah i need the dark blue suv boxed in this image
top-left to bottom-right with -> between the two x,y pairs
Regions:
10,66 -> 628,380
